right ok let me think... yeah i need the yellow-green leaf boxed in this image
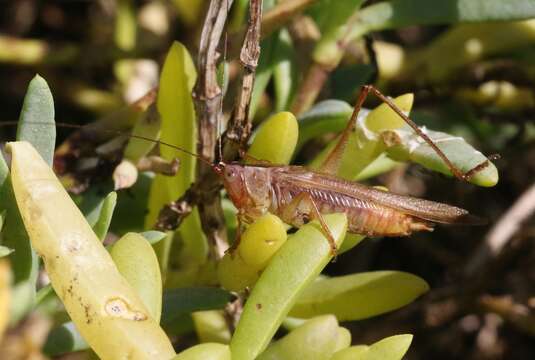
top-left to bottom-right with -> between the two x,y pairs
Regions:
258,315 -> 347,360
290,271 -> 429,321
230,214 -> 348,360
331,334 -> 413,360
110,232 -> 163,322
248,111 -> 298,165
146,41 -> 207,277
8,141 -> 174,359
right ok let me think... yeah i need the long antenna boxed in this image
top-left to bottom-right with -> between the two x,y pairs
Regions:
0,120 -> 215,167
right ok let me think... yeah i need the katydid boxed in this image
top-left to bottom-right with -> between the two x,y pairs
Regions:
1,85 -> 493,255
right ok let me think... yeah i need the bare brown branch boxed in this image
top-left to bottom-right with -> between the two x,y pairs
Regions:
464,181 -> 535,276
225,0 -> 263,156
153,0 -> 264,259
192,0 -> 235,259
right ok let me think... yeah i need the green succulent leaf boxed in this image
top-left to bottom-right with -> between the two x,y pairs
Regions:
309,94 -> 413,180
409,20 -> 535,82
250,36 -> 277,119
140,230 -> 168,245
384,125 -> 499,187
147,41 -> 206,274
273,29 -> 297,112
230,214 -> 348,360
312,0 -> 366,64
43,322 -> 89,356
110,232 -> 163,322
297,100 -> 354,151
248,111 -> 298,165
0,75 -> 56,318
173,343 -> 231,360
112,173 -> 152,234
331,334 -> 413,360
350,0 -> 535,41
258,315 -> 347,360
161,287 -> 234,328
353,154 -> 400,181
92,191 -> 117,241
16,74 -> 56,166
123,108 -> 161,162
307,94 -> 497,186
290,271 -> 429,321
248,0 -> 277,118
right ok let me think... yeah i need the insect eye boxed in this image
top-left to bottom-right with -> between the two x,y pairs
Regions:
226,168 -> 237,179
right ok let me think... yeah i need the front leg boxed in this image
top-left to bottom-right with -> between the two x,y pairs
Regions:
227,210 -> 246,254
281,192 -> 338,256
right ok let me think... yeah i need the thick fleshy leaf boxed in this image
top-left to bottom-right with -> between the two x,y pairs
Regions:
248,111 -> 298,165
0,150 -> 37,317
192,310 -> 231,344
16,74 -> 56,166
289,271 -> 429,321
173,343 -> 231,360
6,75 -> 56,321
248,0 -> 280,118
110,232 -> 163,322
250,36 -> 277,119
113,172 -> 153,234
338,233 -> 366,254
350,0 -> 535,40
146,41 -> 207,275
409,20 -> 535,82
258,315 -> 347,360
0,75 -> 56,316
297,100 -> 354,151
43,322 -> 88,356
92,191 -> 117,241
8,141 -> 175,359
229,0 -> 249,31
230,214 -> 348,360
161,287 -> 234,328
309,94 -> 413,181
384,126 -> 499,186
123,107 -> 161,162
331,334 -> 413,360
140,230 -> 168,245
353,154 -> 400,181
9,281 -> 34,324
312,0 -> 366,65
273,29 -> 297,112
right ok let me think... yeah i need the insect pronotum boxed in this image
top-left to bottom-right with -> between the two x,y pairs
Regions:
3,85 -> 492,255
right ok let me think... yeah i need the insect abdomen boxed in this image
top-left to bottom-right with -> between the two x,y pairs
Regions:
310,188 -> 432,236
272,184 -> 432,237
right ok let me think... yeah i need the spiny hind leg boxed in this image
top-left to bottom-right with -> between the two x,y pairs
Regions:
363,85 -> 493,182
319,85 -> 372,176
281,192 -> 338,256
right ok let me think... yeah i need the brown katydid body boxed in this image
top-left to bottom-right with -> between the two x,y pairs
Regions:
216,162 -> 482,253
211,85 -> 489,253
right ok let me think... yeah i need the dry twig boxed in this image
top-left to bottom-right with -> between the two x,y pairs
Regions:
464,181 -> 535,276
155,0 -> 264,261
225,0 -> 263,156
